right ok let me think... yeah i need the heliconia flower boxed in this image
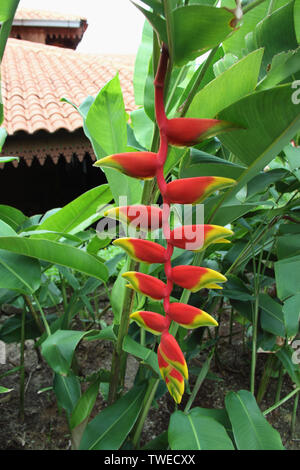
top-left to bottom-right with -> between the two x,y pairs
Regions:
163,118 -> 239,147
159,332 -> 188,380
168,302 -> 218,328
170,265 -> 227,292
93,152 -> 158,180
165,368 -> 185,404
168,224 -> 233,251
113,238 -> 168,264
122,271 -> 166,300
104,205 -> 163,231
130,310 -> 167,335
165,176 -> 236,205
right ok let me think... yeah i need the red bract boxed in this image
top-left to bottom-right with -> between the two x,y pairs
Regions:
169,224 -> 233,251
122,271 -> 166,300
130,311 -> 167,335
93,152 -> 158,180
165,176 -> 236,204
170,265 -> 227,292
159,332 -> 188,380
113,238 -> 168,264
163,118 -> 238,147
168,302 -> 218,328
104,205 -> 163,231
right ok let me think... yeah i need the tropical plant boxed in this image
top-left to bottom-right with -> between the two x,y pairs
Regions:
0,0 -> 300,450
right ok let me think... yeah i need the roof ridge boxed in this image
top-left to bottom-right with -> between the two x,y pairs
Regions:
14,8 -> 87,22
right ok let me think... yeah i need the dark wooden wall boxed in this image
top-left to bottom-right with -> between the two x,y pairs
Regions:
0,153 -> 107,216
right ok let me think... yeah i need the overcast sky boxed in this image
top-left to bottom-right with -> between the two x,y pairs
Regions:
18,0 -> 145,54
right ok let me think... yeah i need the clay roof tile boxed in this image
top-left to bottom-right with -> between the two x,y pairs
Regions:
1,38 -> 136,135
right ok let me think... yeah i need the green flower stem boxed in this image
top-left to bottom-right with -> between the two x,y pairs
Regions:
291,390 -> 299,437
132,377 -> 160,449
184,347 -> 215,413
19,304 -> 26,423
257,354 -> 277,404
59,272 -> 68,312
275,363 -> 284,403
263,387 -> 300,416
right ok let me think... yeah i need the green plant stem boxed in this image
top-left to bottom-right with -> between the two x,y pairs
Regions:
291,390 -> 299,437
275,363 -> 284,403
32,294 -> 51,337
229,307 -> 234,345
59,272 -> 68,311
257,354 -> 276,404
108,258 -> 137,405
263,387 -> 300,416
19,304 -> 26,423
180,46 -> 219,117
23,295 -> 44,334
184,348 -> 215,413
132,377 -> 160,448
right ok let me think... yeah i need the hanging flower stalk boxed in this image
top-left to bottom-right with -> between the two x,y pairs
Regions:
95,43 -> 237,403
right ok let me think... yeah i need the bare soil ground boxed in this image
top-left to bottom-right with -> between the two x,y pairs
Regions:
0,307 -> 299,451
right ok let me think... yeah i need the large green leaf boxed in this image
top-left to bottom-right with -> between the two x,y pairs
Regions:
53,372 -> 81,417
225,390 -> 284,450
212,84 -> 300,212
187,49 -> 264,118
122,335 -> 160,376
168,409 -> 234,450
259,293 -> 285,337
41,329 -> 97,376
276,346 -> 300,386
0,237 -> 109,283
85,75 -> 143,204
0,128 -> 7,151
222,0 -> 288,57
0,249 -> 41,295
171,5 -> 235,66
0,0 -> 19,21
0,205 -> 27,231
0,312 -> 43,343
282,293 -> 300,337
295,0 -> 300,42
257,48 -> 300,90
275,254 -> 300,300
133,20 -> 153,106
31,185 -> 112,241
277,234 -> 300,259
0,220 -> 17,237
246,1 -> 298,77
0,0 -> 20,63
79,383 -> 147,450
70,378 -> 101,430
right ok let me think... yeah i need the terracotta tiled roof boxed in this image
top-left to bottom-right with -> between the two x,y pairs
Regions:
14,8 -> 86,23
1,38 -> 136,136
